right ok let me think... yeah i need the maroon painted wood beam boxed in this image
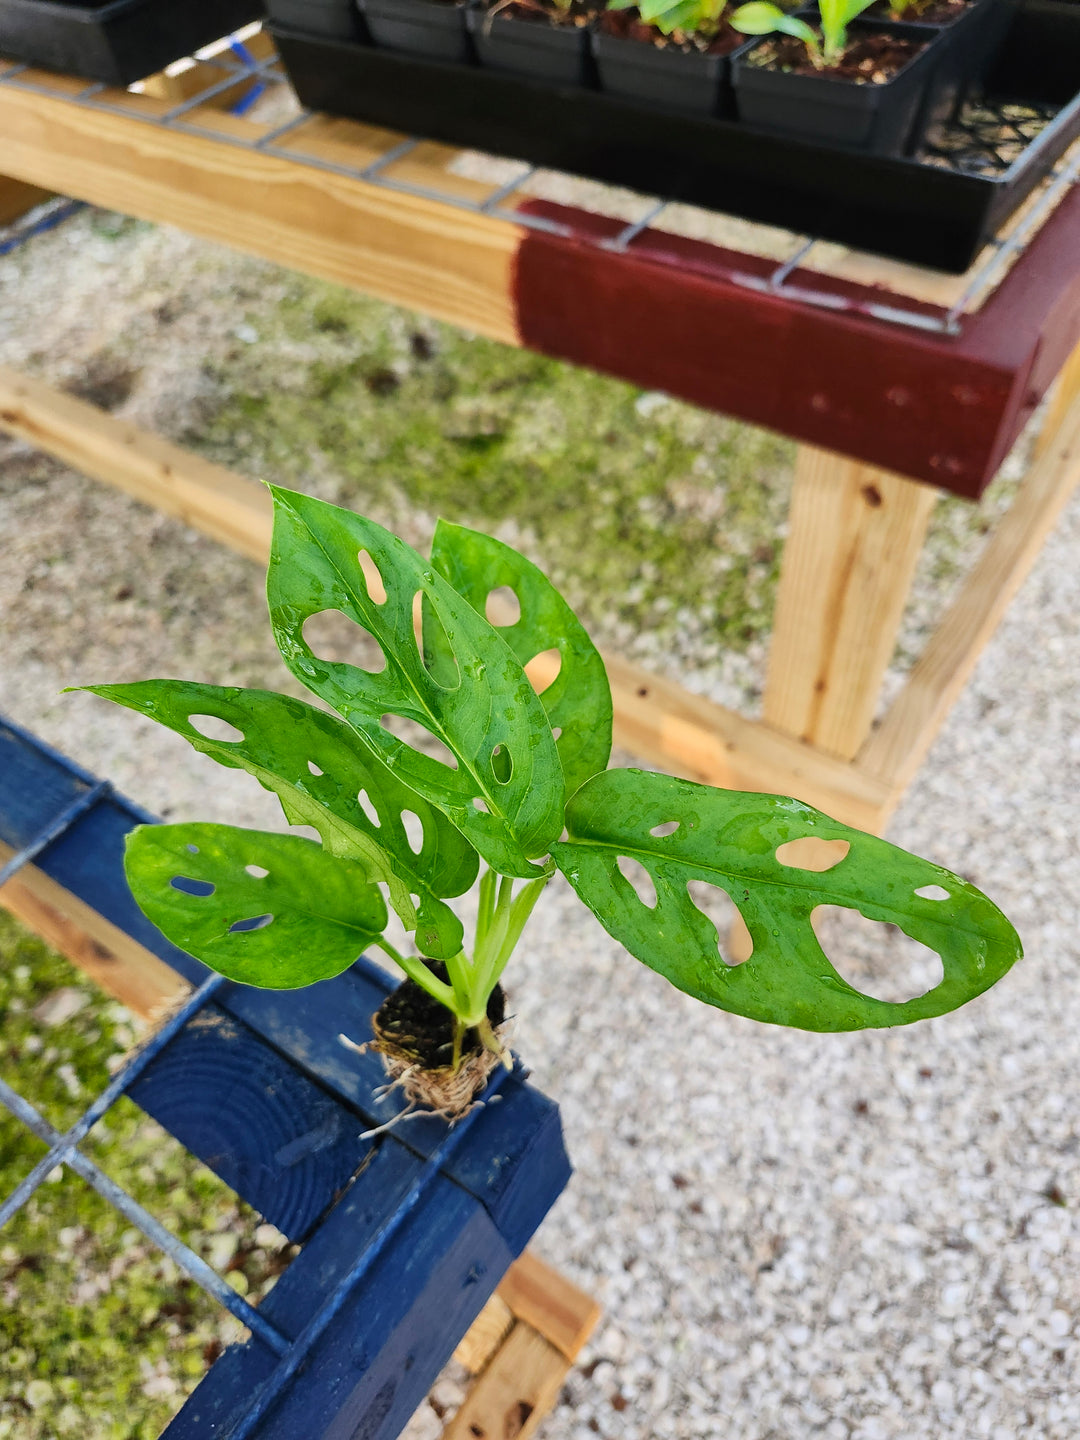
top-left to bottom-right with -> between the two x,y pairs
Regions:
514,187 -> 1080,499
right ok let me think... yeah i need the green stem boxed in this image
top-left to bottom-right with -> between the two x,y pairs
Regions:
464,862 -> 555,1024
375,936 -> 456,1011
474,865 -> 498,957
441,948 -> 476,1021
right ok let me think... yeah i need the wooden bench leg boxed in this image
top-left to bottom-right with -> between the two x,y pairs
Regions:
444,1254 -> 601,1440
859,339 -> 1080,796
727,448 -> 937,960
763,445 -> 939,763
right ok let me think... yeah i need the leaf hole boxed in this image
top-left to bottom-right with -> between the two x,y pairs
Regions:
308,760 -> 324,777
551,726 -> 563,742
400,810 -> 424,856
228,913 -> 274,933
418,593 -> 460,690
188,714 -> 244,744
775,837 -> 850,872
915,884 -> 950,901
650,820 -> 680,839
473,797 -> 490,813
358,550 -> 388,604
170,876 -> 215,897
380,714 -> 459,771
491,744 -> 513,785
524,647 -> 562,695
812,906 -> 944,1004
357,789 -> 381,826
616,855 -> 657,910
244,864 -> 269,879
485,586 -> 521,626
686,881 -> 752,966
303,609 -> 387,674
185,843 -> 199,855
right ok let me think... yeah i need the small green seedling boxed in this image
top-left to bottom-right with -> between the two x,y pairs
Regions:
80,489 -> 1021,1111
606,0 -> 729,41
732,0 -> 874,65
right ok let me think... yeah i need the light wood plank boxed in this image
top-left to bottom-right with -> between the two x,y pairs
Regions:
454,1293 -> 516,1375
0,176 -> 52,226
0,842 -> 189,1020
0,367 -> 895,832
0,366 -> 273,562
443,1322 -> 570,1440
764,448 -> 939,760
860,346 -> 1080,794
1033,338 -> 1080,463
603,654 -> 893,831
0,81 -> 521,344
496,1251 -> 601,1363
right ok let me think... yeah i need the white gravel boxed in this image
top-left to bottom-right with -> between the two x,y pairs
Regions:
1,211 -> 1079,1440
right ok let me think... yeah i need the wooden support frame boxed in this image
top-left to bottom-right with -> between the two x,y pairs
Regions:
4,356 -> 1080,833
447,1253 -> 600,1440
6,346 -> 1080,834
1,53 -> 1080,497
0,38 -> 1078,837
0,365 -> 891,831
859,341 -> 1080,795
764,449 -> 939,761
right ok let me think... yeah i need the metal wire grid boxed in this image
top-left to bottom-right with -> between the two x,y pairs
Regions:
0,38 -> 1077,340
0,761 -> 506,1439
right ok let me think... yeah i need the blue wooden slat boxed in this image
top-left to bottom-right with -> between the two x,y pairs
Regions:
128,1005 -> 377,1243
0,718 -> 103,846
165,1145 -> 513,1440
224,965 -> 573,1254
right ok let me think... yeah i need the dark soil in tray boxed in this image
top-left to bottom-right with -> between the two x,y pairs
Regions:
476,0 -> 592,25
598,7 -> 746,54
373,961 -> 506,1070
867,0 -> 972,22
748,31 -> 929,80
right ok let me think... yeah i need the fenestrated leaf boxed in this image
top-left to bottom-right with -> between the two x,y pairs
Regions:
78,680 -> 477,958
266,486 -> 563,878
125,823 -> 388,989
429,520 -> 612,802
553,769 -> 1022,1031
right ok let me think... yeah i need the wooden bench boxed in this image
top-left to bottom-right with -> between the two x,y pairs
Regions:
0,714 -> 599,1439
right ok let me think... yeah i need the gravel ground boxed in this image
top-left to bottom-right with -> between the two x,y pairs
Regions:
1,210 -> 1078,1440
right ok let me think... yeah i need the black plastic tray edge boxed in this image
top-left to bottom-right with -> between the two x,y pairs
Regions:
0,0 -> 265,86
268,15 -> 1080,271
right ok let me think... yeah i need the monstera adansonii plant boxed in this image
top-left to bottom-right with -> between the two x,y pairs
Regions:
79,487 -> 1021,1117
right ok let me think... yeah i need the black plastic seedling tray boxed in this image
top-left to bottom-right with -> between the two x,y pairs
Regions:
271,3 -> 1080,272
0,0 -> 265,86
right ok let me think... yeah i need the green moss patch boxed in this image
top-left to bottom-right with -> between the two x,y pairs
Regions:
196,277 -> 795,677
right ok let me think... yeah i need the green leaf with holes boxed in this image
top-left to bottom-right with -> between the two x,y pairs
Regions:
266,486 -> 563,878
78,680 -> 477,958
552,769 -> 1022,1031
428,520 -> 612,802
124,823 -> 388,988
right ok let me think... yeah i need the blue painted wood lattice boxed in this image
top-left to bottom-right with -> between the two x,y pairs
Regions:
0,714 -> 572,1439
